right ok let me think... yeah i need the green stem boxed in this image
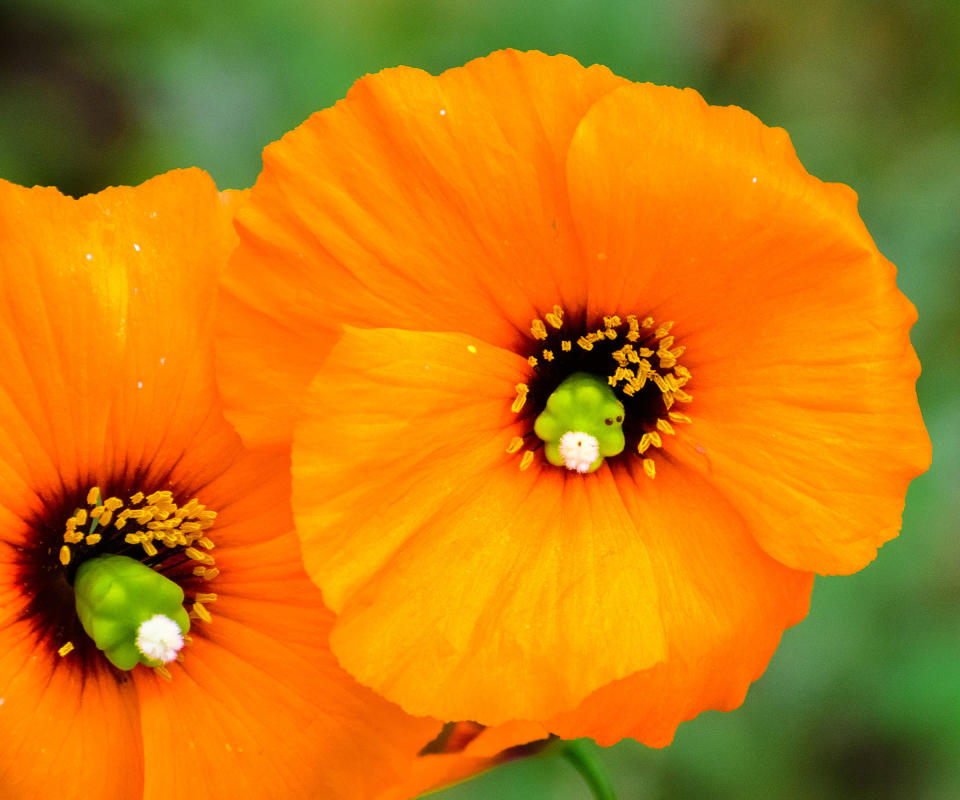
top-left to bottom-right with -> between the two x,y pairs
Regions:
560,739 -> 617,800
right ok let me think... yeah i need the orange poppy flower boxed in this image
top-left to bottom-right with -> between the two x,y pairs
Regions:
0,170 -> 446,799
216,50 -> 930,739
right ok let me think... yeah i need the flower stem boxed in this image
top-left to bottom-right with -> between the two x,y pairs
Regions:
560,739 -> 617,800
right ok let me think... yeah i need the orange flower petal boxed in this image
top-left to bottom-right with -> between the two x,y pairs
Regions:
136,600 -> 435,800
218,50 -> 628,449
0,580 -> 142,799
458,720 -> 550,758
130,447 -> 439,800
0,170 -> 235,517
565,83 -> 930,572
547,458 -> 813,746
294,326 -> 667,722
376,721 -> 550,800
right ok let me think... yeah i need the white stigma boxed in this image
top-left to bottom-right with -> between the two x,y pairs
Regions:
136,614 -> 184,663
558,431 -> 600,473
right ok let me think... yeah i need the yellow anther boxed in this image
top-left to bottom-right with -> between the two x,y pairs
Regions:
130,491 -> 145,504
527,356 -> 538,367
674,389 -> 694,403
90,505 -> 105,519
511,383 -> 529,414
668,411 -> 692,424
654,321 -> 674,338
85,533 -> 102,546
195,593 -> 218,604
658,335 -> 675,350
86,487 -> 101,505
176,500 -> 197,517
656,419 -> 676,436
58,641 -> 74,657
519,450 -> 535,471
576,336 -> 594,351
103,497 -> 123,512
543,349 -> 554,361
642,459 -> 656,479
641,316 -> 654,328
195,510 -> 217,521
648,432 -> 663,448
192,566 -> 208,577
531,319 -> 548,340
506,436 -> 524,454
98,510 -> 114,527
59,545 -> 71,566
197,536 -> 215,550
561,340 -> 572,351
76,509 -> 88,525
191,602 -> 212,623
155,665 -> 173,681
202,568 -> 220,581
658,353 -> 677,369
552,304 -> 564,319
64,531 -> 84,544
142,541 -> 158,558
603,327 -> 618,340
124,533 -> 140,545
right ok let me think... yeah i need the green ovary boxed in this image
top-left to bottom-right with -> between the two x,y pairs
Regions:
74,553 -> 190,670
533,372 -> 626,473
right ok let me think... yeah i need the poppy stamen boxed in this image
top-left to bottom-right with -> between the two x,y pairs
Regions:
52,485 -> 221,670
511,383 -> 529,413
512,305 -> 694,474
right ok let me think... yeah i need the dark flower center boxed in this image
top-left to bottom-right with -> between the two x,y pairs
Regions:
508,306 -> 693,477
7,477 -> 218,678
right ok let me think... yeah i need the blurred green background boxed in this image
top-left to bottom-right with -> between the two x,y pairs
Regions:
2,1 -> 956,797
